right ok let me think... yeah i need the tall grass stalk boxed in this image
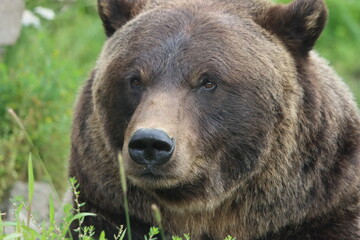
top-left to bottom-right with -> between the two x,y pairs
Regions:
7,108 -> 60,202
118,153 -> 132,240
151,204 -> 166,240
27,154 -> 34,227
48,194 -> 56,236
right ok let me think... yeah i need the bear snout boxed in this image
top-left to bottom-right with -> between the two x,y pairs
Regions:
128,128 -> 175,167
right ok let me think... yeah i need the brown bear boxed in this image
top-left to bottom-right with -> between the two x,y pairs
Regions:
69,0 -> 360,239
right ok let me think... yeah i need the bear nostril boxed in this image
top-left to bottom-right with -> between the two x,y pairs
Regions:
128,140 -> 146,150
128,128 -> 175,166
152,141 -> 172,152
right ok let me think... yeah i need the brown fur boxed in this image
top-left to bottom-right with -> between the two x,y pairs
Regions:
69,0 -> 360,239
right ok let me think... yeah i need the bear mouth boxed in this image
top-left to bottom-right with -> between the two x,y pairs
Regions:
139,168 -> 168,180
128,169 -> 208,205
127,167 -> 180,189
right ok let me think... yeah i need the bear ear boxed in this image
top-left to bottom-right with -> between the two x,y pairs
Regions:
258,0 -> 328,56
98,0 -> 147,37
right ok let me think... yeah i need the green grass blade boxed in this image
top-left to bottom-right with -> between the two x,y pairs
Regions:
0,222 -> 17,227
28,153 -> 34,202
119,228 -> 127,240
27,153 -> 34,227
99,231 -> 107,240
0,220 -> 17,235
118,154 -> 132,240
49,194 -> 55,233
3,233 -> 22,240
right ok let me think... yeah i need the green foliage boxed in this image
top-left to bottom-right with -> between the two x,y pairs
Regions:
318,0 -> 360,98
0,165 -> 172,240
144,227 -> 160,240
224,236 -> 236,240
114,226 -> 127,240
172,233 -> 191,240
0,0 -> 104,198
0,161 -> 97,239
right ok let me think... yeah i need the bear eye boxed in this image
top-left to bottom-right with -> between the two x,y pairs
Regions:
130,78 -> 142,88
203,81 -> 216,89
201,80 -> 217,91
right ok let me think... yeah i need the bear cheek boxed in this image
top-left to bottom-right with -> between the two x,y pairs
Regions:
195,87 -> 276,185
93,73 -> 140,151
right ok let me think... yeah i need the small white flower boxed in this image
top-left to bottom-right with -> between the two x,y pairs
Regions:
34,6 -> 55,21
22,10 -> 41,28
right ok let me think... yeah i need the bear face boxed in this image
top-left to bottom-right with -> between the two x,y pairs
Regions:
93,0 -> 301,209
70,0 -> 360,239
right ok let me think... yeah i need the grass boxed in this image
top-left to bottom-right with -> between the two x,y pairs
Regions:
0,151 -> 120,239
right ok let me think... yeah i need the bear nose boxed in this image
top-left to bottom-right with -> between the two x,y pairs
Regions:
128,129 -> 175,166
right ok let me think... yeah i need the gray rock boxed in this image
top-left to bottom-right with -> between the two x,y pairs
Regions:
0,0 -> 25,46
1,181 -> 60,234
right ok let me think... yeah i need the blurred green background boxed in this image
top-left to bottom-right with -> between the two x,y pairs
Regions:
0,0 -> 359,200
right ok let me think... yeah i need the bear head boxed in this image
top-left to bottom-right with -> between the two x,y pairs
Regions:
92,0 -> 327,210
